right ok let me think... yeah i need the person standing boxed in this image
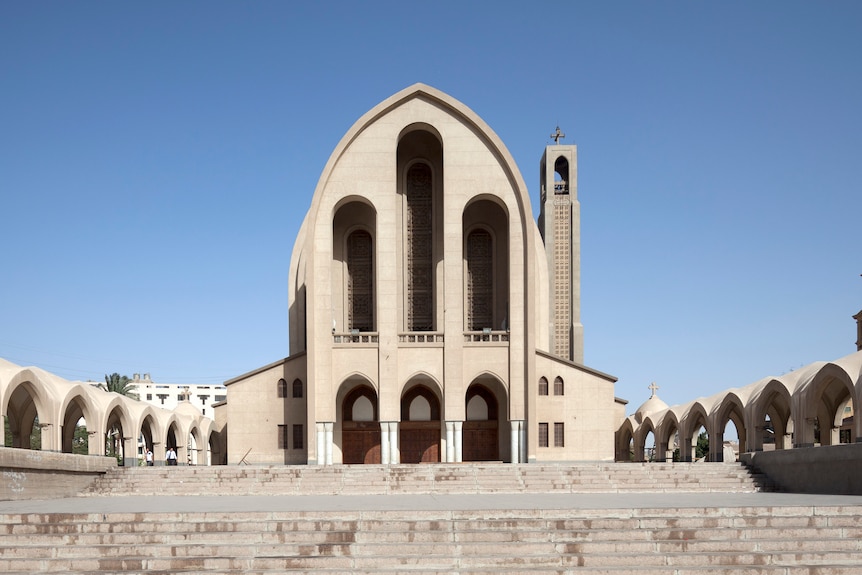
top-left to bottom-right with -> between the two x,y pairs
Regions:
166,447 -> 178,466
145,448 -> 154,466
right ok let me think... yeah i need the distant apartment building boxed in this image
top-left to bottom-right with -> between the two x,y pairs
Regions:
131,373 -> 226,418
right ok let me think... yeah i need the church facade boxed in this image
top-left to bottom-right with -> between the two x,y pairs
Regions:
220,84 -> 620,465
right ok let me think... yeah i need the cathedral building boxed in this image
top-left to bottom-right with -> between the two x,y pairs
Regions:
219,84 -> 620,465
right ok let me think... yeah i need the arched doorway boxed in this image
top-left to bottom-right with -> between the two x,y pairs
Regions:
463,384 -> 499,461
400,385 -> 441,463
341,385 -> 380,464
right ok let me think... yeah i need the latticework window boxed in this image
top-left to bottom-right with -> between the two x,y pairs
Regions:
347,229 -> 373,331
466,229 -> 493,330
406,163 -> 433,330
292,424 -> 304,449
554,422 -> 565,447
538,377 -> 549,396
554,376 -> 564,396
538,423 -> 549,448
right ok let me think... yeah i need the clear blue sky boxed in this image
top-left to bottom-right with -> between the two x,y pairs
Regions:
2,2 -> 860,414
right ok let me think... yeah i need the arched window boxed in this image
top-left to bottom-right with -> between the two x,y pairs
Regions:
292,379 -> 303,399
406,163 -> 433,331
466,228 -> 493,331
554,376 -> 564,396
277,379 -> 287,398
538,377 -> 549,396
347,229 -> 373,331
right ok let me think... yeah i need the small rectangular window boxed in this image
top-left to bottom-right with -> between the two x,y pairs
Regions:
538,423 -> 549,448
278,425 -> 288,449
554,422 -> 565,447
292,424 -> 304,449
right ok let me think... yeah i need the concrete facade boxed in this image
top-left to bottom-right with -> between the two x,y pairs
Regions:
222,84 -> 618,465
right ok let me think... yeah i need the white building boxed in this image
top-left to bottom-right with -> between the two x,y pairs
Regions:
131,373 -> 226,418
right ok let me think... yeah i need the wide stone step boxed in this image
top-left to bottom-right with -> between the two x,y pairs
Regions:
83,462 -> 771,497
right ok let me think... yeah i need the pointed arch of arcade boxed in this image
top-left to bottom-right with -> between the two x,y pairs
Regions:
798,364 -> 856,446
337,378 -> 380,464
654,411 -> 680,462
680,402 -> 710,462
2,373 -> 50,450
632,419 -> 656,462
748,379 -> 794,452
464,374 -> 508,462
58,387 -> 97,455
712,392 -> 747,462
615,418 -> 635,461
400,376 -> 443,463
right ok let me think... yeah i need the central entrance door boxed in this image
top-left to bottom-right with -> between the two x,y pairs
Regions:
400,385 -> 441,463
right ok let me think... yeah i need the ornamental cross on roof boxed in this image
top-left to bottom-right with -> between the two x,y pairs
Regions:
551,126 -> 565,144
648,382 -> 659,398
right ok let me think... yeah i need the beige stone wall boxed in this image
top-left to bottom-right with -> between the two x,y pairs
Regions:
224,355 -> 307,465
534,353 -> 616,461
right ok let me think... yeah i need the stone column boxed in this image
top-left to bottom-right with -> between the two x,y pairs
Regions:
454,421 -> 463,463
324,422 -> 334,465
380,422 -> 391,464
445,421 -> 455,463
519,422 -> 527,464
316,423 -> 326,465
389,422 -> 399,464
123,436 -> 138,467
510,420 -> 522,463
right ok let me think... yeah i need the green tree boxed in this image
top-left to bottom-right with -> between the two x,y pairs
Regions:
98,373 -> 139,400
695,431 -> 709,460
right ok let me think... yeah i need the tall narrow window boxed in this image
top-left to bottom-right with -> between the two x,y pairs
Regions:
554,422 -> 565,447
292,379 -> 303,399
538,377 -> 549,396
406,163 -> 433,331
538,423 -> 549,448
554,376 -> 564,396
466,229 -> 493,330
347,229 -> 373,331
292,424 -> 304,449
277,425 -> 288,449
277,379 -> 287,398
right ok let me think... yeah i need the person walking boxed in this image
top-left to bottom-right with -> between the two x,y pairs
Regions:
145,448 -> 154,466
166,447 -> 178,466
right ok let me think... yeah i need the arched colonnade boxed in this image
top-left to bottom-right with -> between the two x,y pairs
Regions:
617,351 -> 862,462
0,359 -> 220,466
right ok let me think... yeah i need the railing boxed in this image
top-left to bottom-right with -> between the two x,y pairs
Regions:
464,330 -> 509,344
398,332 -> 444,345
332,332 -> 379,345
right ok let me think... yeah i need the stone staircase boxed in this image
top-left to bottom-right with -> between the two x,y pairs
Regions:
84,462 -> 773,496
2,505 -> 861,574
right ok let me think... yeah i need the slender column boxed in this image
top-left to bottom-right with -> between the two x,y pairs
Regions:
454,421 -> 463,462
510,420 -> 520,463
519,421 -> 527,464
324,422 -> 333,465
445,421 -> 455,463
389,422 -> 399,464
380,422 -> 391,464
316,423 -> 326,465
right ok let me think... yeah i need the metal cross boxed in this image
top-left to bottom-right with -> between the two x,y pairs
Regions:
648,382 -> 659,397
550,126 -> 565,144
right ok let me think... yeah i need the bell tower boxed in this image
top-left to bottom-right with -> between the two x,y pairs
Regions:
538,127 -> 583,364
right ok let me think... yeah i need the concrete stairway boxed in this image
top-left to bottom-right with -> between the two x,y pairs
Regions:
85,462 -> 772,496
1,505 -> 861,574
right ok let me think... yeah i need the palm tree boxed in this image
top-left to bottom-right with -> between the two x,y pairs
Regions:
98,373 -> 139,400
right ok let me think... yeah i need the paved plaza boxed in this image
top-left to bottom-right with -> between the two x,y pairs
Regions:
3,491 -> 862,515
